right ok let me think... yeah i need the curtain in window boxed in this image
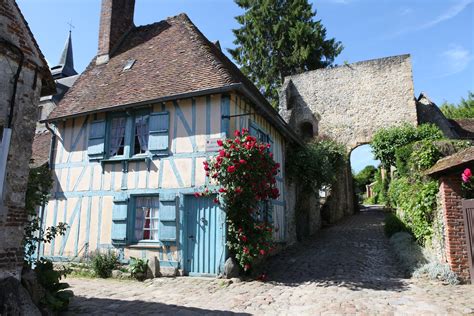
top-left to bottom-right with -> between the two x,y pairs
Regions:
109,117 -> 127,156
135,115 -> 149,152
135,196 -> 159,241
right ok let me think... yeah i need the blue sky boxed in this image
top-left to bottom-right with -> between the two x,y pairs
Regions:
17,0 -> 473,172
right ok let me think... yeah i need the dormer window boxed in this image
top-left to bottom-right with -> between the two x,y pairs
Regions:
123,59 -> 136,71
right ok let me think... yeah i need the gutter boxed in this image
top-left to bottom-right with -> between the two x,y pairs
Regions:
36,122 -> 57,261
236,85 -> 303,146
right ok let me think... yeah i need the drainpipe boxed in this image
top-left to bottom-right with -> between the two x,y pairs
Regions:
0,38 -> 25,129
36,122 -> 57,260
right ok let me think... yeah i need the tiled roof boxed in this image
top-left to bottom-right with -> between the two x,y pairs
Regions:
46,13 -> 301,144
426,146 -> 474,176
48,14 -> 252,120
9,1 -> 55,95
30,131 -> 51,168
449,119 -> 474,140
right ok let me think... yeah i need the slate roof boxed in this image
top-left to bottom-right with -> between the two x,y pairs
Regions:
30,131 -> 51,168
46,13 -> 300,144
426,146 -> 474,176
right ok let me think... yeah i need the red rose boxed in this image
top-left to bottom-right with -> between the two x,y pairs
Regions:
213,197 -> 219,204
241,235 -> 248,242
219,150 -> 225,157
194,192 -> 201,198
242,128 -> 248,134
235,187 -> 242,194
217,139 -> 223,146
244,264 -> 251,271
243,247 -> 250,254
234,130 -> 241,137
212,173 -> 218,178
227,165 -> 236,173
259,249 -> 265,256
218,187 -> 227,193
239,159 -> 246,164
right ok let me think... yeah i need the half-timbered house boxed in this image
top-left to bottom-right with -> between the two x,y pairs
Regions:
40,0 -> 300,276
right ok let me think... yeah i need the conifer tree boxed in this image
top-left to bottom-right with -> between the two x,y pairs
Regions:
229,0 -> 343,106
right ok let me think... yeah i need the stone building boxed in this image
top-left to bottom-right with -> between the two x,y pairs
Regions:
0,0 -> 55,282
279,55 -> 418,224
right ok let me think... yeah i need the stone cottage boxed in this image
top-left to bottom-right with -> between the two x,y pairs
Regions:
39,0 -> 302,276
0,0 -> 55,281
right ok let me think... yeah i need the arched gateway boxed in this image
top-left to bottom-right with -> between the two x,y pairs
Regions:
279,55 -> 419,222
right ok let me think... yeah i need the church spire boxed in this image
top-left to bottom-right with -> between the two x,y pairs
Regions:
51,31 -> 78,79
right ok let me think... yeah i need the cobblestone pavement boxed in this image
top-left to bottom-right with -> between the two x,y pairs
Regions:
64,208 -> 474,315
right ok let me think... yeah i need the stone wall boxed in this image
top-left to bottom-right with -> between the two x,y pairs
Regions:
438,174 -> 471,282
0,0 -> 50,280
279,55 -> 418,223
279,54 -> 418,150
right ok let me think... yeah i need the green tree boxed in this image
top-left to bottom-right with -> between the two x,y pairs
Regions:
229,0 -> 343,106
353,165 -> 377,194
371,124 -> 443,168
440,91 -> 474,119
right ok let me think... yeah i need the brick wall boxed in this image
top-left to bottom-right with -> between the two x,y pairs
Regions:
439,174 -> 471,282
97,0 -> 135,58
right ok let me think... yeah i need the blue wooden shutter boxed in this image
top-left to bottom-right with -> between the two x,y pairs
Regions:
111,195 -> 129,245
88,120 -> 106,160
249,120 -> 258,137
148,112 -> 169,155
158,195 -> 177,242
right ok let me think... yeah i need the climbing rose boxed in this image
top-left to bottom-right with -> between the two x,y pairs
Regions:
462,168 -> 472,183
244,264 -> 251,271
227,165 -> 236,173
217,139 -> 223,146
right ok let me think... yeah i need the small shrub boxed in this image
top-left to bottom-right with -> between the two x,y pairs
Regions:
35,259 -> 73,312
384,213 -> 409,237
413,262 -> 460,285
129,257 -> 149,281
91,251 -> 119,278
389,232 -> 427,275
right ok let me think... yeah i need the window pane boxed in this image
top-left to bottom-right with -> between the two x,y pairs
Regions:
134,114 -> 149,155
109,117 -> 126,157
135,196 -> 159,241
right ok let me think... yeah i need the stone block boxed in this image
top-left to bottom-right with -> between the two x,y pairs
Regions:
147,256 -> 160,278
160,267 -> 178,277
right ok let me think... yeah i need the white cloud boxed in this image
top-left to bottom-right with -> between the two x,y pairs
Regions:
439,45 -> 472,77
418,0 -> 473,30
387,0 -> 472,38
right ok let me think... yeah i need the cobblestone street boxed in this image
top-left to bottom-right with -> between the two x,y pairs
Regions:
64,209 -> 474,315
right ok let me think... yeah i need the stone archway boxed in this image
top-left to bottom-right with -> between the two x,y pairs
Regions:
279,55 -> 418,222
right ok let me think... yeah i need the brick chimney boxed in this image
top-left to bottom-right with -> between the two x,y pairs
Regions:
96,0 -> 135,65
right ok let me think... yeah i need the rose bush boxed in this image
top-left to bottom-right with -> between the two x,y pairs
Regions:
198,128 -> 280,271
461,168 -> 473,199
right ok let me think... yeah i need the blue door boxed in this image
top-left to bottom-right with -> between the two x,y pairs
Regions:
185,195 -> 226,276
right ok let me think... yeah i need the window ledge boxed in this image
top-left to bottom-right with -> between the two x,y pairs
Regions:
127,243 -> 163,249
